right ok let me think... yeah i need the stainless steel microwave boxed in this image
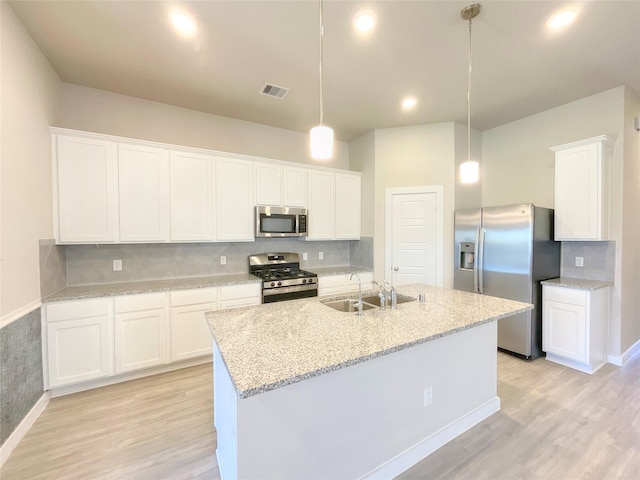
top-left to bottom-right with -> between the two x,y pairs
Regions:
255,206 -> 308,237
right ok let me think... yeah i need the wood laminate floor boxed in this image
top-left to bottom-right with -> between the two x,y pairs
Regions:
2,352 -> 639,479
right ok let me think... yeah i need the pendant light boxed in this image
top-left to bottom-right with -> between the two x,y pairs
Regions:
310,0 -> 334,160
460,3 -> 481,184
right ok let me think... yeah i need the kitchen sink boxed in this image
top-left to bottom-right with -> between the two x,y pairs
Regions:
360,294 -> 417,307
322,299 -> 377,313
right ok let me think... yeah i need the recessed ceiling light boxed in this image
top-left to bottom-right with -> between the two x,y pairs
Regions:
401,97 -> 417,111
354,12 -> 376,33
171,11 -> 197,36
546,8 -> 579,31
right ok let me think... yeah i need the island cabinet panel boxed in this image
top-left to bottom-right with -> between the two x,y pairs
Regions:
45,299 -> 113,388
118,144 -> 170,242
215,157 -> 255,241
551,136 -> 611,241
169,288 -> 218,362
543,284 -> 609,374
169,150 -> 216,242
114,293 -> 168,373
214,321 -> 500,480
54,135 -> 119,243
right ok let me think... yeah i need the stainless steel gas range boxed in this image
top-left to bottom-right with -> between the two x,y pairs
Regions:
249,252 -> 318,303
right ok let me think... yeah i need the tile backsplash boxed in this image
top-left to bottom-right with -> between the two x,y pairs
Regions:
561,241 -> 615,282
62,237 -> 373,286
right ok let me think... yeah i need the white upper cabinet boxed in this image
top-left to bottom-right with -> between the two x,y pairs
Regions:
118,143 -> 170,242
54,135 -> 119,243
169,150 -> 216,242
216,156 -> 254,241
307,170 -> 335,240
255,162 -> 282,206
282,166 -> 307,208
255,162 -> 307,208
335,173 -> 361,239
551,136 -> 612,241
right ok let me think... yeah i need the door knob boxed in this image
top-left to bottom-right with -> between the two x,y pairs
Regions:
393,266 -> 399,271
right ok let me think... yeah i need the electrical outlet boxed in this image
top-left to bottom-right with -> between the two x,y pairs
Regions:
220,256 -> 227,265
575,256 -> 584,267
319,251 -> 324,260
423,386 -> 433,407
113,259 -> 123,271
303,252 -> 308,261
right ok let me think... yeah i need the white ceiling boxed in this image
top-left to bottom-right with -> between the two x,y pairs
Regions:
8,0 -> 640,142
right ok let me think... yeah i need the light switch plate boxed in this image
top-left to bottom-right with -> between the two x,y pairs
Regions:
113,259 -> 122,271
575,256 -> 584,267
302,252 -> 308,261
220,256 -> 227,265
319,252 -> 324,260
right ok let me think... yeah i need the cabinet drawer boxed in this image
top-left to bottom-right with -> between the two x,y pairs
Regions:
115,292 -> 166,313
318,274 -> 346,289
170,287 -> 218,307
47,298 -> 110,322
219,283 -> 261,301
544,285 -> 586,305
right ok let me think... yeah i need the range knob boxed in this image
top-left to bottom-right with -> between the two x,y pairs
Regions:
277,281 -> 282,286
302,279 -> 307,284
270,282 -> 276,287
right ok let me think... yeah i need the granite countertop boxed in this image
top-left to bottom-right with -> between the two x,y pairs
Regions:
42,273 -> 261,303
311,266 -> 372,276
541,277 -> 613,290
206,283 -> 532,399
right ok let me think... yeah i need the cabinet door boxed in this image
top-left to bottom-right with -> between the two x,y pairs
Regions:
55,135 -> 118,243
114,293 -> 168,373
543,299 -> 587,362
255,162 -> 282,206
307,170 -> 335,240
119,144 -> 170,242
335,173 -> 361,239
170,151 -> 216,241
283,166 -> 307,208
47,315 -> 113,387
553,138 -> 608,241
318,274 -> 346,296
215,157 -> 254,241
170,302 -> 217,361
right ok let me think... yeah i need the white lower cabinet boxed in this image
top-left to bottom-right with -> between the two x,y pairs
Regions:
170,288 -> 218,362
114,293 -> 168,373
318,272 -> 374,297
542,284 -> 609,374
45,299 -> 113,388
219,283 -> 262,309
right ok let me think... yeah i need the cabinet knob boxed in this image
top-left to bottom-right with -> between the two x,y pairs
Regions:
393,266 -> 399,271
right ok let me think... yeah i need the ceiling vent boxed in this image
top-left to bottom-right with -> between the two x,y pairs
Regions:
260,83 -> 290,99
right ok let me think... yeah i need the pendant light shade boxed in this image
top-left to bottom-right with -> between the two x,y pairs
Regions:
459,3 -> 481,184
310,125 -> 334,160
310,0 -> 334,160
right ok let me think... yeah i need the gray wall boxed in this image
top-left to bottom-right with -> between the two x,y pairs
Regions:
0,309 -> 44,446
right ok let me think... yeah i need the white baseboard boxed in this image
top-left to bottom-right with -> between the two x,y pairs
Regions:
359,396 -> 501,480
0,391 -> 50,468
608,338 -> 640,366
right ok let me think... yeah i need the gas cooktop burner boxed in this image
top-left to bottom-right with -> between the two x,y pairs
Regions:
248,252 -> 318,304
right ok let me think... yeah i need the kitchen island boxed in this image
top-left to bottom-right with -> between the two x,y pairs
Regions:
206,284 -> 532,479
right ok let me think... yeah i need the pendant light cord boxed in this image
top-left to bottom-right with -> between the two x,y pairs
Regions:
467,17 -> 472,164
319,0 -> 325,126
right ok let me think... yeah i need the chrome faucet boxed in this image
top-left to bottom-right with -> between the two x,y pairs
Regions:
371,280 -> 389,310
349,272 -> 363,316
384,280 -> 398,310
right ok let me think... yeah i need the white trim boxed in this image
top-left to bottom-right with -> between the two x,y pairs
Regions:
608,338 -> 640,366
0,391 -> 50,468
0,300 -> 42,329
359,397 -> 500,480
49,357 -> 211,398
545,353 -> 605,375
384,185 -> 444,287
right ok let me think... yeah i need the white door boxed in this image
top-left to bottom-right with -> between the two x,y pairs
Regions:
215,157 -> 254,241
385,187 -> 443,287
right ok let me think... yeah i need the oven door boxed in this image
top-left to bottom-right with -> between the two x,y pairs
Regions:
263,284 -> 318,303
255,206 -> 307,237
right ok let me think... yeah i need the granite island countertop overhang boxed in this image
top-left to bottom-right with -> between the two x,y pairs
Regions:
206,283 -> 533,399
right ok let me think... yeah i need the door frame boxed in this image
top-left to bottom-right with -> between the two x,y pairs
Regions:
384,186 -> 444,287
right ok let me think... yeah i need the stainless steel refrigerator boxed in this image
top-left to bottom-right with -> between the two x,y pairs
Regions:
454,204 -> 560,359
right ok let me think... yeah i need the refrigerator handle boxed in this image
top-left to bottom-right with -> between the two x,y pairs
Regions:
473,228 -> 480,293
478,227 -> 486,294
